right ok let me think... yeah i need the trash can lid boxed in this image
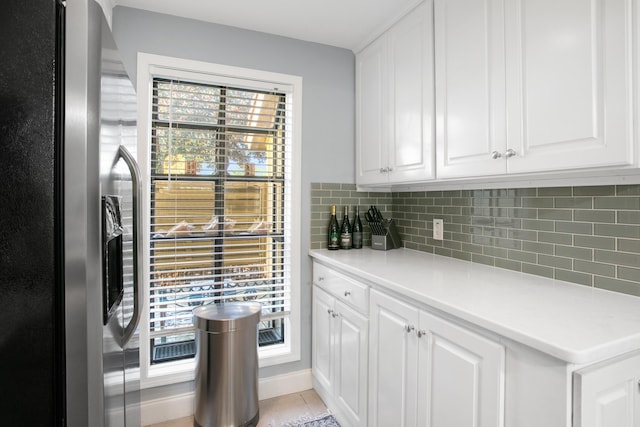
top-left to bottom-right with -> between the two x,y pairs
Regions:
193,302 -> 262,333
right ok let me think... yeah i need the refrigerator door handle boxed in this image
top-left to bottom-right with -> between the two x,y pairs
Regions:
117,145 -> 142,346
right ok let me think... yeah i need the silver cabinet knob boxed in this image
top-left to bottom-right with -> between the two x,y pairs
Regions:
327,309 -> 333,315
490,151 -> 502,159
505,148 -> 517,158
405,324 -> 415,333
318,276 -> 324,282
344,290 -> 351,297
387,167 -> 393,172
416,330 -> 427,338
379,168 -> 386,173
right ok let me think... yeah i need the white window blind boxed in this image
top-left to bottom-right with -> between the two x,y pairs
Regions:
148,78 -> 292,363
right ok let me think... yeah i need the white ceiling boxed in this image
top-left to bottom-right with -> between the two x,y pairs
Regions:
113,0 -> 421,51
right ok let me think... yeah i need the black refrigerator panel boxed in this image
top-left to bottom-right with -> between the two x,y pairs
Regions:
0,0 -> 65,426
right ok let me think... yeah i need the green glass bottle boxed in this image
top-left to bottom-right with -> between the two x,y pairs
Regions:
328,205 -> 340,250
352,206 -> 363,249
340,206 -> 352,249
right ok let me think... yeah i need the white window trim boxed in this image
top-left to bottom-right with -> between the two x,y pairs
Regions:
136,52 -> 302,388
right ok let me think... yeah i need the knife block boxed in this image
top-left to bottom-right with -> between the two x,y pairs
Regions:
371,219 -> 402,251
372,234 -> 392,250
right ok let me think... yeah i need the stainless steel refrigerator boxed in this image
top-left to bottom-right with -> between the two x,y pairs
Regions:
1,0 -> 142,425
67,1 -> 143,426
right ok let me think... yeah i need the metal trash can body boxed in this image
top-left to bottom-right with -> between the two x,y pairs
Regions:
193,302 -> 261,427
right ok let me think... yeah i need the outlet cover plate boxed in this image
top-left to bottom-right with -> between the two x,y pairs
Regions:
433,219 -> 444,240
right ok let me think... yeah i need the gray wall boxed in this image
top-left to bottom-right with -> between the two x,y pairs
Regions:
111,5 -> 355,396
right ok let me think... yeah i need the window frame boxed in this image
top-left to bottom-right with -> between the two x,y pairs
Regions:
148,80 -> 288,363
136,53 -> 302,388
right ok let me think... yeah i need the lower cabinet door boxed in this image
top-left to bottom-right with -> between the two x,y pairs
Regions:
312,286 -> 334,392
313,285 -> 369,427
574,352 -> 640,427
421,310 -> 505,427
369,290 -> 420,427
334,300 -> 368,427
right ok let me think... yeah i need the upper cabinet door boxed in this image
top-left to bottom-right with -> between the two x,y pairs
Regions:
435,0 -> 507,179
388,0 -> 435,184
505,0 -> 635,173
356,1 -> 435,187
356,36 -> 388,186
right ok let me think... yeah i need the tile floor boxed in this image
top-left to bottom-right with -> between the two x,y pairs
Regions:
146,389 -> 328,427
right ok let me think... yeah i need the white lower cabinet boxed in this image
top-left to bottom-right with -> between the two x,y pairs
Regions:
368,289 -> 421,427
312,264 -> 369,427
369,289 -> 505,427
312,285 -> 334,393
574,352 -> 640,427
311,255 -> 640,427
422,309 -> 505,426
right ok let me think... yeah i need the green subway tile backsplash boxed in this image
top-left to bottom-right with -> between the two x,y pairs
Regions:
310,183 -> 640,298
309,183 -> 394,250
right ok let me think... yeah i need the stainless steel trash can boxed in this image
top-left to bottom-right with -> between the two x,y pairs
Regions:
193,302 -> 261,427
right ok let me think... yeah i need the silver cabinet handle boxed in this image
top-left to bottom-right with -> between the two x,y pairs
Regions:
327,309 -> 334,315
405,324 -> 415,333
344,290 -> 351,297
332,312 -> 340,318
379,168 -> 386,173
505,148 -> 517,158
490,151 -> 502,159
416,330 -> 427,338
318,276 -> 325,282
387,167 -> 393,172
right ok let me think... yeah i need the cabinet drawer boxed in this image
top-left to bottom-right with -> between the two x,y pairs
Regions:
313,262 -> 369,314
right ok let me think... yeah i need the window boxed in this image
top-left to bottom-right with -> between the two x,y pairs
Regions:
137,54 -> 301,385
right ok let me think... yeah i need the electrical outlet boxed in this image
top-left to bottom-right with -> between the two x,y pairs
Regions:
433,219 -> 444,240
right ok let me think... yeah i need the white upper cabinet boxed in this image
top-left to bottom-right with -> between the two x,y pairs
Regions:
435,0 -> 636,179
505,0 -> 635,174
434,0 -> 507,178
356,0 -> 435,186
357,36 -> 386,185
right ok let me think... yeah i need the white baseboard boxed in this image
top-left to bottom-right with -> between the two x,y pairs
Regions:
141,369 -> 313,426
141,391 -> 194,426
257,368 -> 313,400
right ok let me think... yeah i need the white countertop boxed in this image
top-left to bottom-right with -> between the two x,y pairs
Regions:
309,248 -> 640,365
